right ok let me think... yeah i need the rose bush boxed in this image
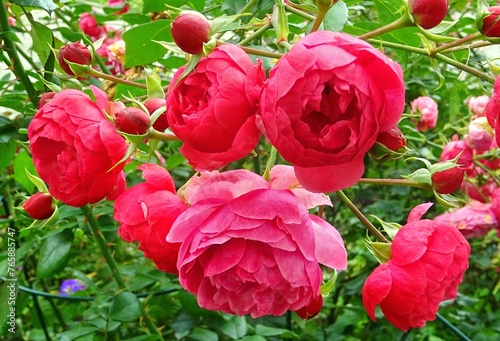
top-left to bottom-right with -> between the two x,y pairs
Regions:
167,168 -> 347,317
28,86 -> 128,207
166,44 -> 265,170
114,164 -> 188,274
258,31 -> 405,193
362,203 -> 470,331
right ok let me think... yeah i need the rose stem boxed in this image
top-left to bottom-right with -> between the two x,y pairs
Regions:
357,178 -> 432,190
358,12 -> 413,40
216,40 -> 283,59
310,2 -> 333,33
81,205 -> 164,339
429,32 -> 483,55
148,129 -> 181,141
335,190 -> 389,243
285,5 -> 316,21
367,39 -> 495,84
86,67 -> 148,88
238,21 -> 273,46
0,0 -> 39,107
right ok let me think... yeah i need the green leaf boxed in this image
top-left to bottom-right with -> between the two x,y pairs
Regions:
323,1 -> 348,32
364,240 -> 392,264
0,116 -> 17,144
220,316 -> 247,339
9,0 -> 58,14
239,337 -> 267,341
189,328 -> 219,341
57,326 -> 99,341
123,20 -> 172,67
36,228 -> 74,279
30,21 -> 53,65
25,168 -> 48,193
109,292 -> 141,322
255,325 -> 299,339
142,0 -> 187,14
146,71 -> 165,99
13,150 -> 38,193
0,139 -> 16,172
320,270 -> 338,296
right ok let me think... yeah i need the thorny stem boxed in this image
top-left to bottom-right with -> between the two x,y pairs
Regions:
357,178 -> 432,190
430,32 -> 483,55
81,205 -> 164,339
358,12 -> 413,40
216,40 -> 283,59
86,67 -> 147,88
335,190 -> 389,243
285,4 -> 316,21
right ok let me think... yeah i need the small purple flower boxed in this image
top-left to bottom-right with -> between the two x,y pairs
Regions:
59,279 -> 87,296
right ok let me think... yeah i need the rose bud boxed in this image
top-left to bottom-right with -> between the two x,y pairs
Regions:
295,295 -> 323,320
38,92 -> 56,109
58,42 -> 92,75
171,11 -> 211,55
23,192 -> 55,220
114,107 -> 151,135
431,165 -> 465,194
376,127 -> 406,152
480,6 -> 500,38
144,98 -> 168,131
408,0 -> 450,30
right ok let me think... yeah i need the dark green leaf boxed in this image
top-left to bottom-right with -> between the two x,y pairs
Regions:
30,21 -> 53,65
220,316 -> 247,339
189,328 -> 218,341
109,292 -> 141,322
57,326 -> 99,341
9,0 -> 57,14
36,228 -> 74,279
13,150 -> 38,193
123,20 -> 172,67
0,140 -> 16,172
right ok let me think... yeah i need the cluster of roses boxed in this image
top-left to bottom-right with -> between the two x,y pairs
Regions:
24,27 -> 473,331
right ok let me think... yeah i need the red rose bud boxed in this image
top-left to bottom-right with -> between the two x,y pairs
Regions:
171,11 -> 211,55
481,7 -> 500,38
144,98 -> 169,131
376,127 -> 406,152
408,0 -> 449,30
38,92 -> 56,109
295,295 -> 323,320
115,107 -> 151,135
431,166 -> 465,194
23,192 -> 55,220
58,42 -> 92,75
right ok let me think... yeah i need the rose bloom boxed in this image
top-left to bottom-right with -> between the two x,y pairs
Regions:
108,0 -> 129,15
258,31 -> 405,193
167,168 -> 347,317
465,116 -> 494,153
434,201 -> 498,239
467,95 -> 489,116
79,13 -> 104,39
410,96 -> 438,132
166,44 -> 264,171
486,75 -> 500,146
440,136 -> 474,174
114,164 -> 188,274
28,86 -> 127,207
362,203 -> 470,332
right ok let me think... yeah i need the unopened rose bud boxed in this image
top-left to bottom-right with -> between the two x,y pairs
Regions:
376,127 -> 406,152
38,92 -> 56,109
431,166 -> 465,194
295,295 -> 323,320
408,0 -> 449,30
23,192 -> 55,220
480,6 -> 500,38
58,42 -> 92,75
114,107 -> 151,135
171,11 -> 211,55
144,98 -> 168,131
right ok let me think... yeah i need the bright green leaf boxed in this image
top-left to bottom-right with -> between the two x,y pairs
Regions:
0,140 -> 16,172
36,228 -> 74,279
109,292 -> 141,322
30,21 -> 53,65
9,0 -> 57,14
323,1 -> 348,32
13,150 -> 38,193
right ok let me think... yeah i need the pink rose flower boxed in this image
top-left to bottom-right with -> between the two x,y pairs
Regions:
410,96 -> 438,132
434,201 -> 498,239
79,13 -> 104,39
465,116 -> 494,153
258,31 -> 405,193
108,0 -> 129,15
440,136 -> 474,173
166,45 -> 265,170
114,164 -> 188,274
167,168 -> 347,317
362,203 -> 470,331
486,76 -> 500,146
467,95 -> 489,116
28,86 -> 127,207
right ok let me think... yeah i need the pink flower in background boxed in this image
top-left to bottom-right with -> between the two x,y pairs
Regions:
97,37 -> 125,75
362,203 -> 470,331
465,116 -> 494,153
258,31 -> 405,193
114,164 -> 187,274
79,13 -> 104,39
486,75 -> 500,146
434,201 -> 498,239
440,136 -> 474,172
467,95 -> 489,116
411,96 -> 438,132
166,44 -> 265,170
28,86 -> 127,207
167,168 -> 347,318
108,0 -> 129,14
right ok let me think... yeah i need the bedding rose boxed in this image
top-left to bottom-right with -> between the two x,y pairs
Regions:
258,31 -> 405,192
